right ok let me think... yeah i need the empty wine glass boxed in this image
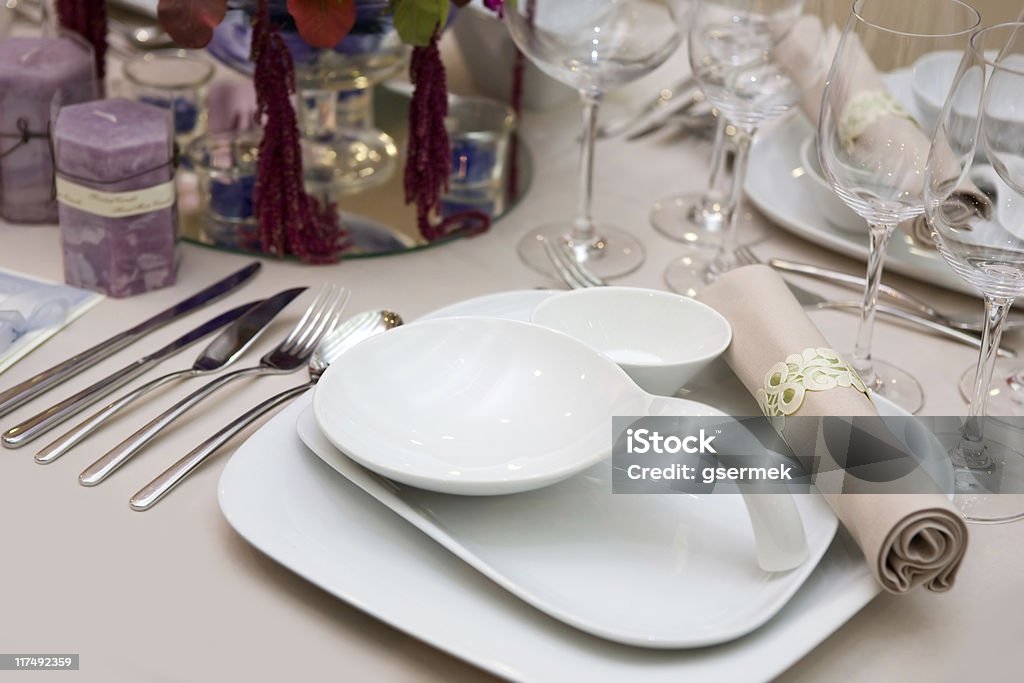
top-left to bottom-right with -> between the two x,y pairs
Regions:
925,21 -> 1024,524
817,0 -> 980,415
663,0 -> 825,296
505,0 -> 690,278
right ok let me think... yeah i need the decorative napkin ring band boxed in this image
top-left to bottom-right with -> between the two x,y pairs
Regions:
755,348 -> 870,428
838,90 -> 914,152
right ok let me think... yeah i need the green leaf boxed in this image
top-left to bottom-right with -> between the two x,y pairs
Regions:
391,0 -> 449,47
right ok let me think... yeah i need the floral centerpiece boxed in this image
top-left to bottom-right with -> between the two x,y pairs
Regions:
55,0 -> 505,262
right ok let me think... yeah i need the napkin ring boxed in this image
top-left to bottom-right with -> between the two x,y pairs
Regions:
755,348 -> 870,429
838,90 -> 914,152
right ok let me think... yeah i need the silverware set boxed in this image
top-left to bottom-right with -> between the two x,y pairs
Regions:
0,264 -> 391,511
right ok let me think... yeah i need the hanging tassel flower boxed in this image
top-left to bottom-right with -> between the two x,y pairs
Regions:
249,0 -> 348,262
56,0 -> 108,82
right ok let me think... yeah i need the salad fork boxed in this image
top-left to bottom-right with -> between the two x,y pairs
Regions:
79,284 -> 349,486
543,240 -> 604,290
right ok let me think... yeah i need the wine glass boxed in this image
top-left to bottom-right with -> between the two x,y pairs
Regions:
663,0 -> 825,297
816,0 -> 981,415
925,21 -> 1024,524
505,0 -> 690,278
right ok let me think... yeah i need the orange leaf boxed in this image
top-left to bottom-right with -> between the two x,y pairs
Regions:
287,0 -> 357,49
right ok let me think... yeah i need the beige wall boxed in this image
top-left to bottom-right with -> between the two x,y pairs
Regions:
970,0 -> 1021,25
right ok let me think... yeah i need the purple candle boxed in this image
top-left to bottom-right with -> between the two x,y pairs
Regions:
0,36 -> 96,223
54,99 -> 178,298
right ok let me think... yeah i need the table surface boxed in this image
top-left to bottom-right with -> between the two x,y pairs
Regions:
0,26 -> 1022,683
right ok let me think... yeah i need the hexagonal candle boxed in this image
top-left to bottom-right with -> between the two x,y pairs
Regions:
53,99 -> 178,298
0,36 -> 96,223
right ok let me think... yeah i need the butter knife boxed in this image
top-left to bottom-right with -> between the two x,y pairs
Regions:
0,262 -> 261,418
2,300 -> 262,448
784,280 -> 1016,358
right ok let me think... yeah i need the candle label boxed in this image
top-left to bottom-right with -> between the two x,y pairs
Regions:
56,177 -> 175,218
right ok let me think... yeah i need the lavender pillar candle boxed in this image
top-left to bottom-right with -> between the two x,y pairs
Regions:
0,36 -> 96,223
54,99 -> 178,298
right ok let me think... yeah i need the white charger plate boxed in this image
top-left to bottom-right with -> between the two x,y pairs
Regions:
218,290 -> 948,679
745,73 -> 976,297
220,393 -> 879,682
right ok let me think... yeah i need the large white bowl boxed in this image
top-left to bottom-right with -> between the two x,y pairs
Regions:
312,316 -> 725,495
530,287 -> 732,396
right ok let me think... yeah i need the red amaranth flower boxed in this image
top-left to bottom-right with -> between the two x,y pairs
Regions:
250,0 -> 348,263
56,0 -> 108,82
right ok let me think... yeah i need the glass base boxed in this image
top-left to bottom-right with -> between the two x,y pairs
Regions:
936,432 -> 1024,524
302,128 -> 399,197
663,244 -> 732,297
652,193 -> 769,246
849,357 -> 925,415
650,192 -> 728,244
959,360 -> 1024,416
518,224 -> 645,279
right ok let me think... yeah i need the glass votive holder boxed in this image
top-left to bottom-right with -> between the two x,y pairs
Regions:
187,129 -> 262,252
441,96 -> 516,219
124,49 -> 214,149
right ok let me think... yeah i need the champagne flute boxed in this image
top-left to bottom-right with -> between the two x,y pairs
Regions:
663,0 -> 825,296
505,0 -> 690,278
816,0 -> 981,414
925,21 -> 1024,524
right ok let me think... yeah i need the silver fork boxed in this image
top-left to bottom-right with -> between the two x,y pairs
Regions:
78,285 -> 350,487
543,240 -> 605,290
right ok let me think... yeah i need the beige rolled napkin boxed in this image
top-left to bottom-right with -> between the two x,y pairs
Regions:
698,265 -> 969,593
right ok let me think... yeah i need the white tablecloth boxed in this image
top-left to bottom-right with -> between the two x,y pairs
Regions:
0,30 -> 1020,683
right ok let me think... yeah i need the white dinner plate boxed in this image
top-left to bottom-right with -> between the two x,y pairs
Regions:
745,74 -> 976,297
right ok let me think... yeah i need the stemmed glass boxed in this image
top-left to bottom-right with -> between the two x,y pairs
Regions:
505,0 -> 690,278
925,21 -> 1024,524
816,0 -> 981,414
663,0 -> 824,297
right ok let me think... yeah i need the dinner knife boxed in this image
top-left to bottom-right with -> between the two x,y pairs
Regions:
33,287 -> 308,462
0,262 -> 261,418
1,299 -> 261,448
784,280 -> 1016,358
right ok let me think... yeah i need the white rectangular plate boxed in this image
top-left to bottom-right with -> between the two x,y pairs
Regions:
297,407 -> 839,649
219,394 -> 881,682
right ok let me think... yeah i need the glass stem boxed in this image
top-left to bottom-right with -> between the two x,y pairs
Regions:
851,222 -> 896,388
336,88 -> 374,130
572,90 -> 602,244
708,126 -> 753,278
298,90 -> 339,140
956,296 -> 1011,468
704,114 -> 729,199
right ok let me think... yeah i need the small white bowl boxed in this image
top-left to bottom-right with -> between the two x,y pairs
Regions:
798,136 -> 867,234
911,50 -> 965,135
530,287 -> 732,396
